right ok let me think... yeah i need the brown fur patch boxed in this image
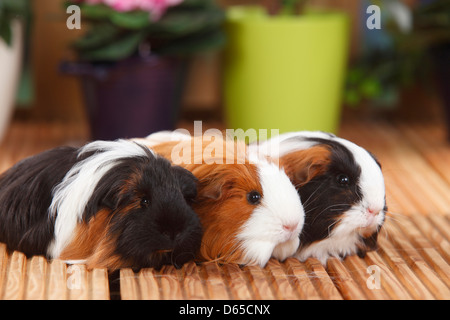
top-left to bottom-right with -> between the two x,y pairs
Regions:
279,146 -> 332,188
192,163 -> 262,264
60,206 -> 141,271
59,209 -> 112,261
150,137 -> 263,264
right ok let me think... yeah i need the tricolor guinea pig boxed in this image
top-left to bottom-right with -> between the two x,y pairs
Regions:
249,131 -> 386,265
0,139 -> 202,271
141,132 -> 305,267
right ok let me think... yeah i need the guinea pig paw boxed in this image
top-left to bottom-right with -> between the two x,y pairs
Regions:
271,237 -> 300,261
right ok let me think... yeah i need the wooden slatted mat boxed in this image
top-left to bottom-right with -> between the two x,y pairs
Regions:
120,118 -> 450,300
119,212 -> 450,300
0,244 -> 109,300
1,118 -> 449,300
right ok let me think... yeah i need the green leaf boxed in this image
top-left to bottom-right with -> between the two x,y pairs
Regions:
79,4 -> 115,20
360,78 -> 382,98
73,23 -> 122,50
344,89 -> 361,107
109,11 -> 151,29
175,0 -> 216,9
3,0 -> 28,15
153,8 -> 224,36
156,29 -> 226,56
79,31 -> 145,61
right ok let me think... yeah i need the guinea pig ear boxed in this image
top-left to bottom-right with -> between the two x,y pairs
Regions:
83,181 -> 122,222
191,165 -> 228,201
197,177 -> 225,201
171,165 -> 198,202
280,146 -> 331,187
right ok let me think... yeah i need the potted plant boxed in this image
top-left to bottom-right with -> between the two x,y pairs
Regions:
223,0 -> 350,135
0,0 -> 31,143
62,0 -> 225,140
344,0 -> 450,139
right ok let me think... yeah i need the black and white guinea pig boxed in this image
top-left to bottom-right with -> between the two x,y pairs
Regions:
0,139 -> 203,271
249,131 -> 386,265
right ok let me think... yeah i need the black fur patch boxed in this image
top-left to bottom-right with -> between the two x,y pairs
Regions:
297,138 -> 363,247
0,147 -> 79,257
83,153 -> 202,270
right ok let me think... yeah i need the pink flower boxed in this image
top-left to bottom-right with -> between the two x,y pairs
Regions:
76,0 -> 184,20
138,0 -> 184,19
103,0 -> 138,12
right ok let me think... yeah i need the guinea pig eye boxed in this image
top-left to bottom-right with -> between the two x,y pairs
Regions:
140,197 -> 150,208
247,191 -> 262,205
336,174 -> 350,186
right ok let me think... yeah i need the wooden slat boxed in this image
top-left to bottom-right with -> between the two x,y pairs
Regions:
410,214 -> 450,263
0,244 -> 8,298
243,265 -> 277,300
391,215 -> 450,288
159,265 -> 185,300
265,260 -> 300,299
377,236 -> 435,299
46,260 -> 68,300
0,251 -> 110,300
327,258 -> 368,300
305,259 -> 343,300
24,256 -> 47,300
138,269 -> 160,300
222,264 -> 254,299
91,268 -> 110,300
363,251 -> 413,300
120,269 -> 140,300
2,251 -> 27,300
283,258 -> 322,300
201,262 -> 231,300
182,262 -> 208,300
383,220 -> 450,299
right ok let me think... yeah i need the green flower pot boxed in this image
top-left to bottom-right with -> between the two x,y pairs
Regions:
223,6 -> 350,137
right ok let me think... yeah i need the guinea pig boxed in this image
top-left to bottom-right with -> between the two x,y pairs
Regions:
0,139 -> 203,271
249,131 -> 387,265
141,133 -> 305,268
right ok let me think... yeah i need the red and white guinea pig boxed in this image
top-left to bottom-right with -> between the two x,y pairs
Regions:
0,139 -> 203,271
141,132 -> 305,267
249,131 -> 386,265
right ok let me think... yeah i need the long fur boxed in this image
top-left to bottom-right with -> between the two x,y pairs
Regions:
146,135 -> 305,267
0,139 -> 203,271
250,131 -> 386,265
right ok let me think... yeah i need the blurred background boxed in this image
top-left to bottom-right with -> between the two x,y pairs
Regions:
0,0 -> 449,143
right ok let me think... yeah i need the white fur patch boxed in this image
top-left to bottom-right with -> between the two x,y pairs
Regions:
142,130 -> 192,147
47,140 -> 151,259
236,158 -> 305,267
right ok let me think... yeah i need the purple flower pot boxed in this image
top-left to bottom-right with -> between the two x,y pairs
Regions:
62,55 -> 187,141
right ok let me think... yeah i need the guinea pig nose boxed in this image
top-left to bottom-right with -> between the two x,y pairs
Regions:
283,223 -> 298,233
367,207 -> 379,215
